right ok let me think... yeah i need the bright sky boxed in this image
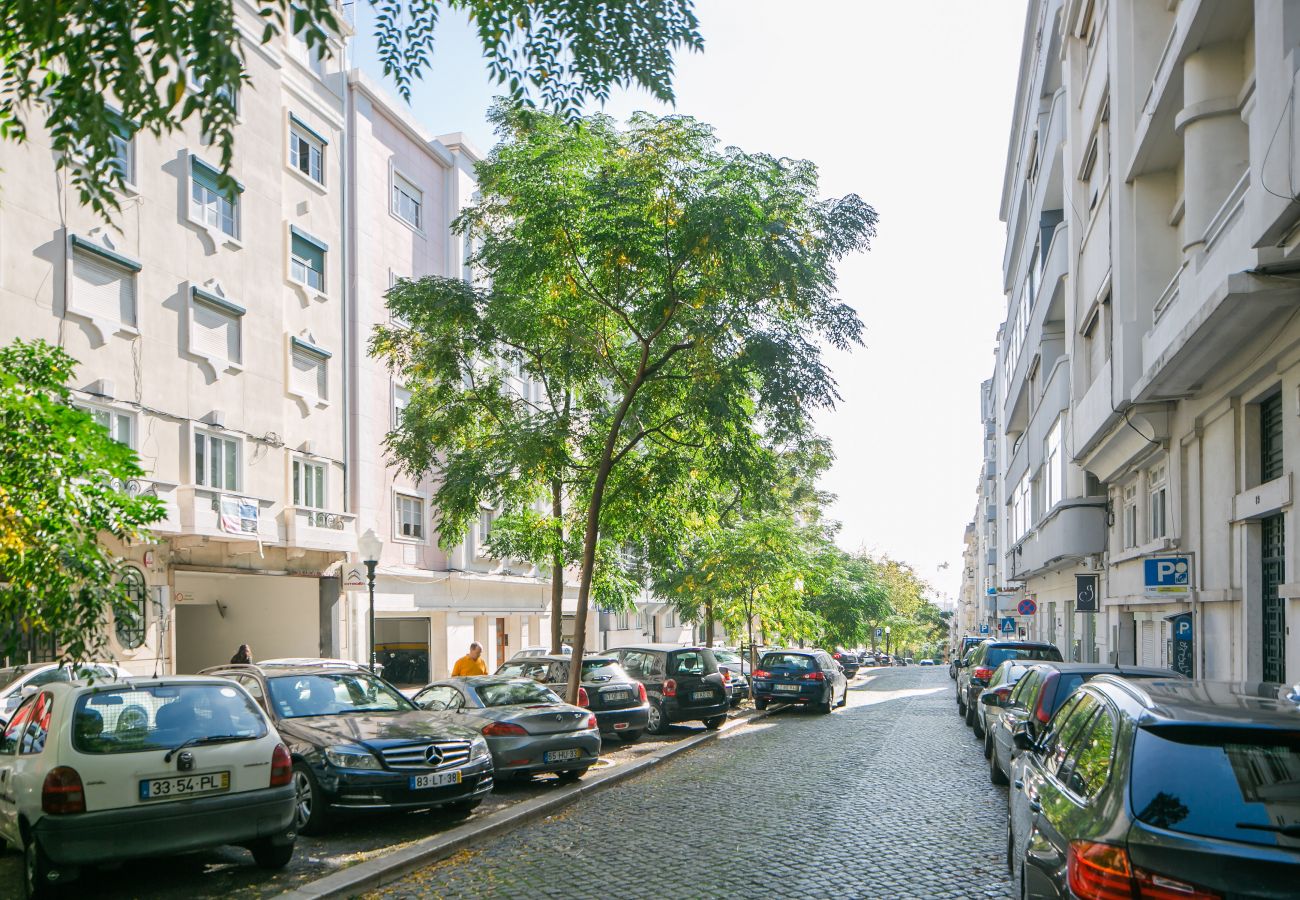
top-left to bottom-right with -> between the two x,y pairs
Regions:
350,1 -> 1027,604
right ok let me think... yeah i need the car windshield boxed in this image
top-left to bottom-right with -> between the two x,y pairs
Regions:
69,683 -> 267,754
669,650 -> 718,676
267,672 -> 414,718
580,660 -> 628,683
986,646 -> 1062,667
713,651 -> 741,664
0,667 -> 29,693
760,653 -> 815,671
476,681 -> 562,707
1132,726 -> 1300,848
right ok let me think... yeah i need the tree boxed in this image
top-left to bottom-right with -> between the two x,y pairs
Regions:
373,106 -> 876,701
803,544 -> 890,651
0,0 -> 703,217
0,340 -> 164,663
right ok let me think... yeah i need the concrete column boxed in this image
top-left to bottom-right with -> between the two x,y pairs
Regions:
318,576 -> 341,658
1177,41 -> 1249,254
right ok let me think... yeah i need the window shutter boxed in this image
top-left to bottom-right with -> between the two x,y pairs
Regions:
291,235 -> 324,274
1140,620 -> 1155,666
292,348 -> 327,400
73,251 -> 135,325
193,299 -> 240,362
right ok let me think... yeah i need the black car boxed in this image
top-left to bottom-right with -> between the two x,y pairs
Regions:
986,661 -> 1176,787
950,635 -> 987,679
200,664 -> 492,833
611,645 -> 730,735
831,650 -> 860,678
494,654 -> 650,742
750,649 -> 849,713
956,640 -> 1061,725
972,660 -> 1031,741
1008,677 -> 1300,899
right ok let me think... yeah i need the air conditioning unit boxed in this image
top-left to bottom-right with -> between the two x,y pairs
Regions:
203,409 -> 226,428
87,378 -> 115,398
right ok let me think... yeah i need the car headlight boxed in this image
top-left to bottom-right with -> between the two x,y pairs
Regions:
324,746 -> 382,769
469,737 -> 490,761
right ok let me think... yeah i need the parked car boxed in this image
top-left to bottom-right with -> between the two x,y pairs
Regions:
972,661 -> 1030,741
956,640 -> 1062,725
511,646 -> 573,659
199,664 -> 492,833
986,662 -> 1180,788
0,675 -> 296,898
919,659 -> 936,666
712,649 -> 750,707
1007,677 -> 1300,899
258,657 -> 368,671
750,649 -> 848,713
611,645 -> 730,734
411,677 -> 600,782
831,650 -> 860,678
950,636 -> 987,679
0,663 -> 130,726
494,654 -> 649,742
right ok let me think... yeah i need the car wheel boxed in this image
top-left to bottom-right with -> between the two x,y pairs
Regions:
990,746 -> 1009,786
556,768 -> 588,784
292,762 -> 331,835
703,715 -> 725,730
616,730 -> 642,743
820,690 -> 834,714
984,731 -> 994,760
645,701 -> 669,735
837,687 -> 848,708
973,710 -> 986,739
250,837 -> 295,870
754,698 -> 768,711
23,833 -> 62,900
964,701 -> 977,727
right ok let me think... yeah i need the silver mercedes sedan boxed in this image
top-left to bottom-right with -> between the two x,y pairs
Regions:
411,676 -> 602,782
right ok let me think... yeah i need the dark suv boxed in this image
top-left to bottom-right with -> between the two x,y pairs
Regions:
494,654 -> 649,742
611,645 -> 730,735
956,640 -> 1061,725
1008,678 -> 1300,899
950,635 -> 987,679
831,650 -> 860,678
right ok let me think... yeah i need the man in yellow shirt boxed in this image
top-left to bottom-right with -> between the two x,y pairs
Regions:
451,641 -> 488,677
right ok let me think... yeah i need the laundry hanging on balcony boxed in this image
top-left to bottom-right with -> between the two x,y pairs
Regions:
218,495 -> 264,556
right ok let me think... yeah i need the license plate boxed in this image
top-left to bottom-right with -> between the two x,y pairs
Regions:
410,770 -> 462,790
692,690 -> 713,700
603,691 -> 630,702
544,748 -> 582,762
139,771 -> 230,801
774,684 -> 801,692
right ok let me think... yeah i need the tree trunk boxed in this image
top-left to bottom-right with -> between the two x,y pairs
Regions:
705,598 -> 714,647
550,479 -> 564,654
565,452 -> 614,703
745,587 -> 756,676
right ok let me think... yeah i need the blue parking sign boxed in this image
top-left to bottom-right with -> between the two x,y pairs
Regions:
1144,556 -> 1190,597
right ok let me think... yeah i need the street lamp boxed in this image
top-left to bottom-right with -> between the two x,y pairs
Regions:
358,527 -> 383,674
885,625 -> 892,659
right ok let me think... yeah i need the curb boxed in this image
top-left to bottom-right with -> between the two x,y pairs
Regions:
273,707 -> 772,900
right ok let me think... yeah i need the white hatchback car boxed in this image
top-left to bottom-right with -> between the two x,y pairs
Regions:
0,663 -> 131,726
0,676 -> 296,898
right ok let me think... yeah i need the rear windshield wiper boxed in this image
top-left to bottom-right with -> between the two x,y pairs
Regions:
1236,822 -> 1300,837
163,733 -> 255,763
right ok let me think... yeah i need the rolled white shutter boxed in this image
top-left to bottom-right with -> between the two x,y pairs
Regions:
292,349 -> 326,400
73,251 -> 135,325
1140,620 -> 1156,666
192,300 -> 239,362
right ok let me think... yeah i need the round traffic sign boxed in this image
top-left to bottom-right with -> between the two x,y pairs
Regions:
1017,597 -> 1037,616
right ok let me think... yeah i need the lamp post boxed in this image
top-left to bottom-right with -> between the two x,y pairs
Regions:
358,528 -> 383,674
885,625 -> 892,660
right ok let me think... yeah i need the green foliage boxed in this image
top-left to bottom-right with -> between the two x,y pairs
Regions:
0,339 -> 164,663
0,0 -> 702,218
373,106 -> 874,699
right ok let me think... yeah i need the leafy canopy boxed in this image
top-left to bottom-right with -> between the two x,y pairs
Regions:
0,340 -> 164,663
0,0 -> 702,217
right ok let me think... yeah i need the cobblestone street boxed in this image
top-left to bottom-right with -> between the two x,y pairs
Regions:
369,666 -> 1014,900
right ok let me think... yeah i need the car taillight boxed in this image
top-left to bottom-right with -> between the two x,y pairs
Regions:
801,671 -> 825,681
483,722 -> 529,737
663,678 -> 677,697
833,652 -> 842,659
721,669 -> 731,683
637,682 -> 647,703
270,743 -> 292,787
585,713 -> 598,729
577,687 -> 590,707
1068,841 -> 1221,900
753,669 -> 770,678
42,766 -> 86,815
973,666 -> 994,682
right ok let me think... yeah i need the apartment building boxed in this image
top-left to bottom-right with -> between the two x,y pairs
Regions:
0,4 -> 354,673
977,0 -> 1300,683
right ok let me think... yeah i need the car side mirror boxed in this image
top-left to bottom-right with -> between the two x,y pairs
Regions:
1011,722 -> 1038,752
20,684 -> 36,697
980,692 -> 1001,707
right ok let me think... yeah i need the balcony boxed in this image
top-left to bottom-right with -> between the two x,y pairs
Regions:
116,477 -> 181,535
1006,500 -> 1107,581
1003,222 -> 1068,433
176,486 -> 279,545
284,506 -> 358,555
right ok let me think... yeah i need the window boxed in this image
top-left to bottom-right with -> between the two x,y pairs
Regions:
395,493 -> 425,541
1060,708 -> 1116,801
191,289 -> 243,365
1047,693 -> 1100,772
393,385 -> 411,427
79,402 -> 134,448
392,171 -> 422,229
1261,392 -> 1284,482
1027,239 -> 1040,308
70,240 -> 138,329
1045,419 -> 1062,512
115,566 -> 147,650
288,115 -> 325,184
1148,463 -> 1168,541
477,508 -> 494,546
664,607 -> 676,628
290,228 -> 326,291
1122,483 -> 1138,549
190,158 -> 239,238
293,459 -> 326,509
1010,474 -> 1031,541
108,111 -> 134,184
290,340 -> 329,403
194,430 -> 238,491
